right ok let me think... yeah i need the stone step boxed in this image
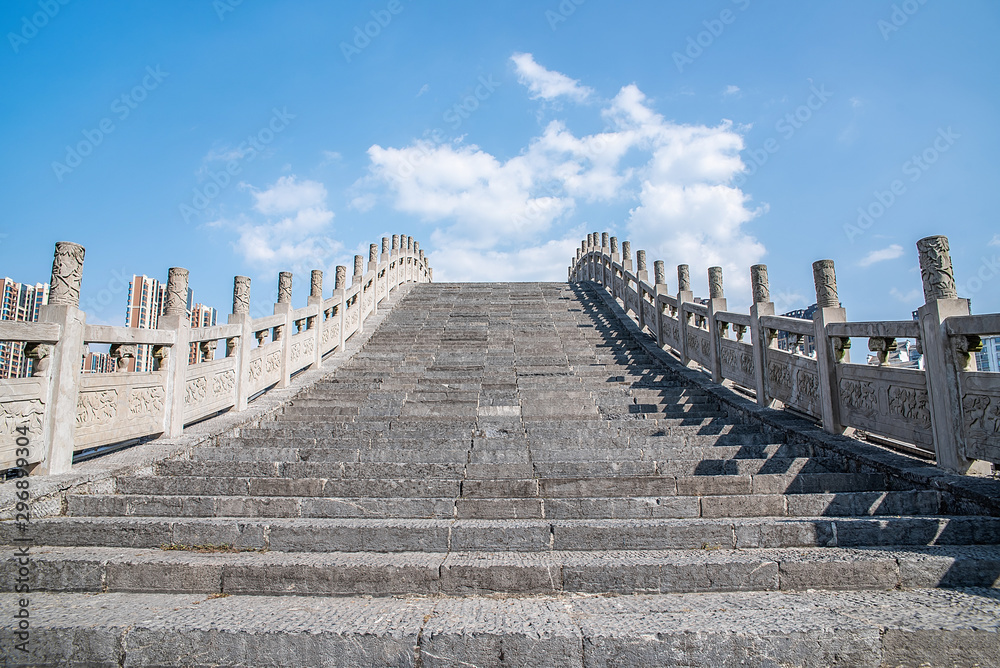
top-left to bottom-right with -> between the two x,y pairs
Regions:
9,516 -> 999,552
66,490 -> 941,520
2,589 -> 998,667
9,546 -> 999,597
156,457 -> 843,480
115,472 -> 888,499
188,442 -> 809,464
155,460 -> 469,479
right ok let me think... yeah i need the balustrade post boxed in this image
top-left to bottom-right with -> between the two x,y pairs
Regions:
392,235 -> 401,289
618,241 -> 630,312
676,264 -> 695,367
414,242 -> 421,283
653,261 -> 668,348
228,276 -> 253,412
352,254 -> 366,336
35,242 -> 86,474
333,266 -> 347,351
609,237 -> 620,298
811,260 -> 849,434
380,236 -> 391,300
706,266 -> 727,383
161,267 -> 192,437
601,232 -> 611,286
635,251 -> 649,331
406,236 -> 414,282
274,271 -> 293,389
368,243 -> 380,314
307,269 -> 324,370
749,264 -> 776,407
915,235 -> 977,473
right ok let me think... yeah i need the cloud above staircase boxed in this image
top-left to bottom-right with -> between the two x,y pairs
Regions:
357,53 -> 765,293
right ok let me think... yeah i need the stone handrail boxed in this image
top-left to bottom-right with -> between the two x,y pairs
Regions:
2,234 -> 431,475
569,232 -> 999,474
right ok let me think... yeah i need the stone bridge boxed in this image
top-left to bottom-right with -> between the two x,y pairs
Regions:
1,233 -> 999,666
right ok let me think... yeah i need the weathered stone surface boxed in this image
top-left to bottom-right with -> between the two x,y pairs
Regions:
5,282 -> 1000,665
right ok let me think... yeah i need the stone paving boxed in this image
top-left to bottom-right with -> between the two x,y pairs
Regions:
2,282 -> 999,666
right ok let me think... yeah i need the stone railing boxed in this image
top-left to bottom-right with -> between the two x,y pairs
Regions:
0,235 -> 431,475
569,232 -> 999,474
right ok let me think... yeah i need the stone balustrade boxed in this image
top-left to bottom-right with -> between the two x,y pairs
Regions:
0,237 -> 431,475
570,233 -> 999,474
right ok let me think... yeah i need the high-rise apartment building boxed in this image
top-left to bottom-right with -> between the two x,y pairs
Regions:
125,275 -> 193,372
975,335 -> 1000,372
0,278 -> 49,378
188,303 -> 218,363
82,344 -> 114,373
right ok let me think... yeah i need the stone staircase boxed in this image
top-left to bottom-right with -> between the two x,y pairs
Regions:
3,282 -> 1000,666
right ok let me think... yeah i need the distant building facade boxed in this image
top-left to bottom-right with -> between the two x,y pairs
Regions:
82,345 -> 114,373
125,275 -> 192,372
0,278 -> 49,378
776,304 -> 818,356
188,303 -> 218,363
975,334 -> 1000,372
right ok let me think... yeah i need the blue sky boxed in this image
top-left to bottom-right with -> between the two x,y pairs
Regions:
2,0 -> 998,326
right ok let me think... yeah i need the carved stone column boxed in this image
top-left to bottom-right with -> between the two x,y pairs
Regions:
652,261 -> 667,348
228,275 -> 253,411
277,272 -> 293,304
233,276 -> 251,316
676,264 -> 695,367
635,251 -> 649,331
306,270 -> 324,371
749,264 -> 776,408
706,266 -> 728,383
332,265 -> 347,352
273,271 -> 293,389
161,267 -> 192,438
601,233 -> 611,286
810,260 -> 850,434
915,235 -> 977,472
353,255 -> 364,285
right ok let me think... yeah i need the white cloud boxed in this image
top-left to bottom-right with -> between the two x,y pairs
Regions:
416,83 -> 429,97
249,175 -> 327,215
431,234 -> 583,282
890,287 -> 922,304
358,57 -> 764,293
511,52 -> 593,102
859,244 -> 904,267
990,234 -> 1000,247
319,150 -> 342,166
723,85 -> 741,97
214,175 -> 342,279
